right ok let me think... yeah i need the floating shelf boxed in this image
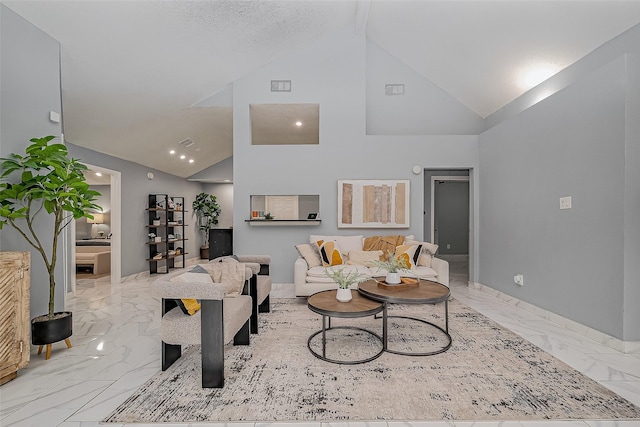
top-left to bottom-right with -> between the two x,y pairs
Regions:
245,219 -> 321,226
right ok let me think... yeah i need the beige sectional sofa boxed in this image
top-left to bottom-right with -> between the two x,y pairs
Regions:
294,234 -> 449,296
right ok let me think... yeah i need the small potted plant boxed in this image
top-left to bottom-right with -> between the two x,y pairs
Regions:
324,267 -> 369,302
0,136 -> 101,358
371,250 -> 410,284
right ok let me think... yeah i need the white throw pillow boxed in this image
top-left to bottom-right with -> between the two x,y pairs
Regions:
347,250 -> 383,267
404,239 -> 439,267
295,243 -> 322,268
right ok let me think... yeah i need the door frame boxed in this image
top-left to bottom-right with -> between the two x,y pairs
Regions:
66,164 -> 122,295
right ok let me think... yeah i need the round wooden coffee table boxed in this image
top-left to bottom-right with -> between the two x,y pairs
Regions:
307,289 -> 386,364
358,278 -> 451,356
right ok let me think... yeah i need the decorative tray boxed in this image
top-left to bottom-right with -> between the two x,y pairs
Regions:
374,277 -> 419,289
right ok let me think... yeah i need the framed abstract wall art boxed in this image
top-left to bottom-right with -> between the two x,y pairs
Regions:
337,179 -> 410,228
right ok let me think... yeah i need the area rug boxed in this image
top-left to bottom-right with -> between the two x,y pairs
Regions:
104,298 -> 640,423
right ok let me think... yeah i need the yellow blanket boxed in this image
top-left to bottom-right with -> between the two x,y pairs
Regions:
362,235 -> 405,260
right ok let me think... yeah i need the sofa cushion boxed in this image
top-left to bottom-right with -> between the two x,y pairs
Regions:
316,240 -> 344,266
346,250 -> 383,267
307,264 -> 370,278
310,235 -> 363,254
295,243 -> 322,268
411,266 -> 438,279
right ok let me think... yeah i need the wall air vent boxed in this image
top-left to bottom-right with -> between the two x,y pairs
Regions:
385,84 -> 405,95
178,137 -> 195,148
271,80 -> 292,92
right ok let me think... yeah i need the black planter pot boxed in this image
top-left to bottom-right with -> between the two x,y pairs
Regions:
31,311 -> 72,345
200,247 -> 209,260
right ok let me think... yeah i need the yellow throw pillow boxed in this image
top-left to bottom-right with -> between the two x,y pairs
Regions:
394,244 -> 422,269
169,272 -> 213,315
177,299 -> 201,316
316,240 -> 344,267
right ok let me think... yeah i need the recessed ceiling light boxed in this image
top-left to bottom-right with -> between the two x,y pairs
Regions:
95,172 -> 102,177
169,149 -> 175,155
180,155 -> 186,160
188,159 -> 194,163
295,121 -> 302,127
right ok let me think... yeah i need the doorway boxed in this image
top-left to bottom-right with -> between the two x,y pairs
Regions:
67,164 -> 122,294
423,169 -> 472,284
433,178 -> 469,255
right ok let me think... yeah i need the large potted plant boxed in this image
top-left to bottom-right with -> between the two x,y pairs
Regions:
0,136 -> 101,357
192,192 -> 221,259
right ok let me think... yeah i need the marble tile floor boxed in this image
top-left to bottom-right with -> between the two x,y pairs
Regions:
1,257 -> 639,427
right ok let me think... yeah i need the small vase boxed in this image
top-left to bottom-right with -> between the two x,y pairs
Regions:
336,288 -> 352,302
386,272 -> 401,285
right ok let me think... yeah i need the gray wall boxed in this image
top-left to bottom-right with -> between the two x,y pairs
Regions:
66,143 -> 204,277
479,54 -> 639,340
0,5 -> 64,319
366,40 -> 485,135
232,25 -> 479,283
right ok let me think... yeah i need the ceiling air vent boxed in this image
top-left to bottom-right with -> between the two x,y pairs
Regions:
178,137 -> 195,148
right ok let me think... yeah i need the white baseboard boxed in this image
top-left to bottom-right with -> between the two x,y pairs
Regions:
469,281 -> 640,354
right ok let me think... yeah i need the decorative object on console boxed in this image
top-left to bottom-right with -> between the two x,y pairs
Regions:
338,179 -> 410,228
263,212 -> 273,220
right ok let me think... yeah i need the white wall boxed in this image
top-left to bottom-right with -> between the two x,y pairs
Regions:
232,25 -> 479,283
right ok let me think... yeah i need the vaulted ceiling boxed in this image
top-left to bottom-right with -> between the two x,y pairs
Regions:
5,0 -> 640,178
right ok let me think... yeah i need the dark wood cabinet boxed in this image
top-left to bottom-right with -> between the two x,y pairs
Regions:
208,228 -> 233,260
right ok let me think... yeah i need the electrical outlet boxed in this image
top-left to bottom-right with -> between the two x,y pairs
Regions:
514,274 -> 524,286
446,244 -> 451,249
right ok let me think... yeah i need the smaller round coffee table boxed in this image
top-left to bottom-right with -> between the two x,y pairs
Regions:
307,289 -> 386,364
